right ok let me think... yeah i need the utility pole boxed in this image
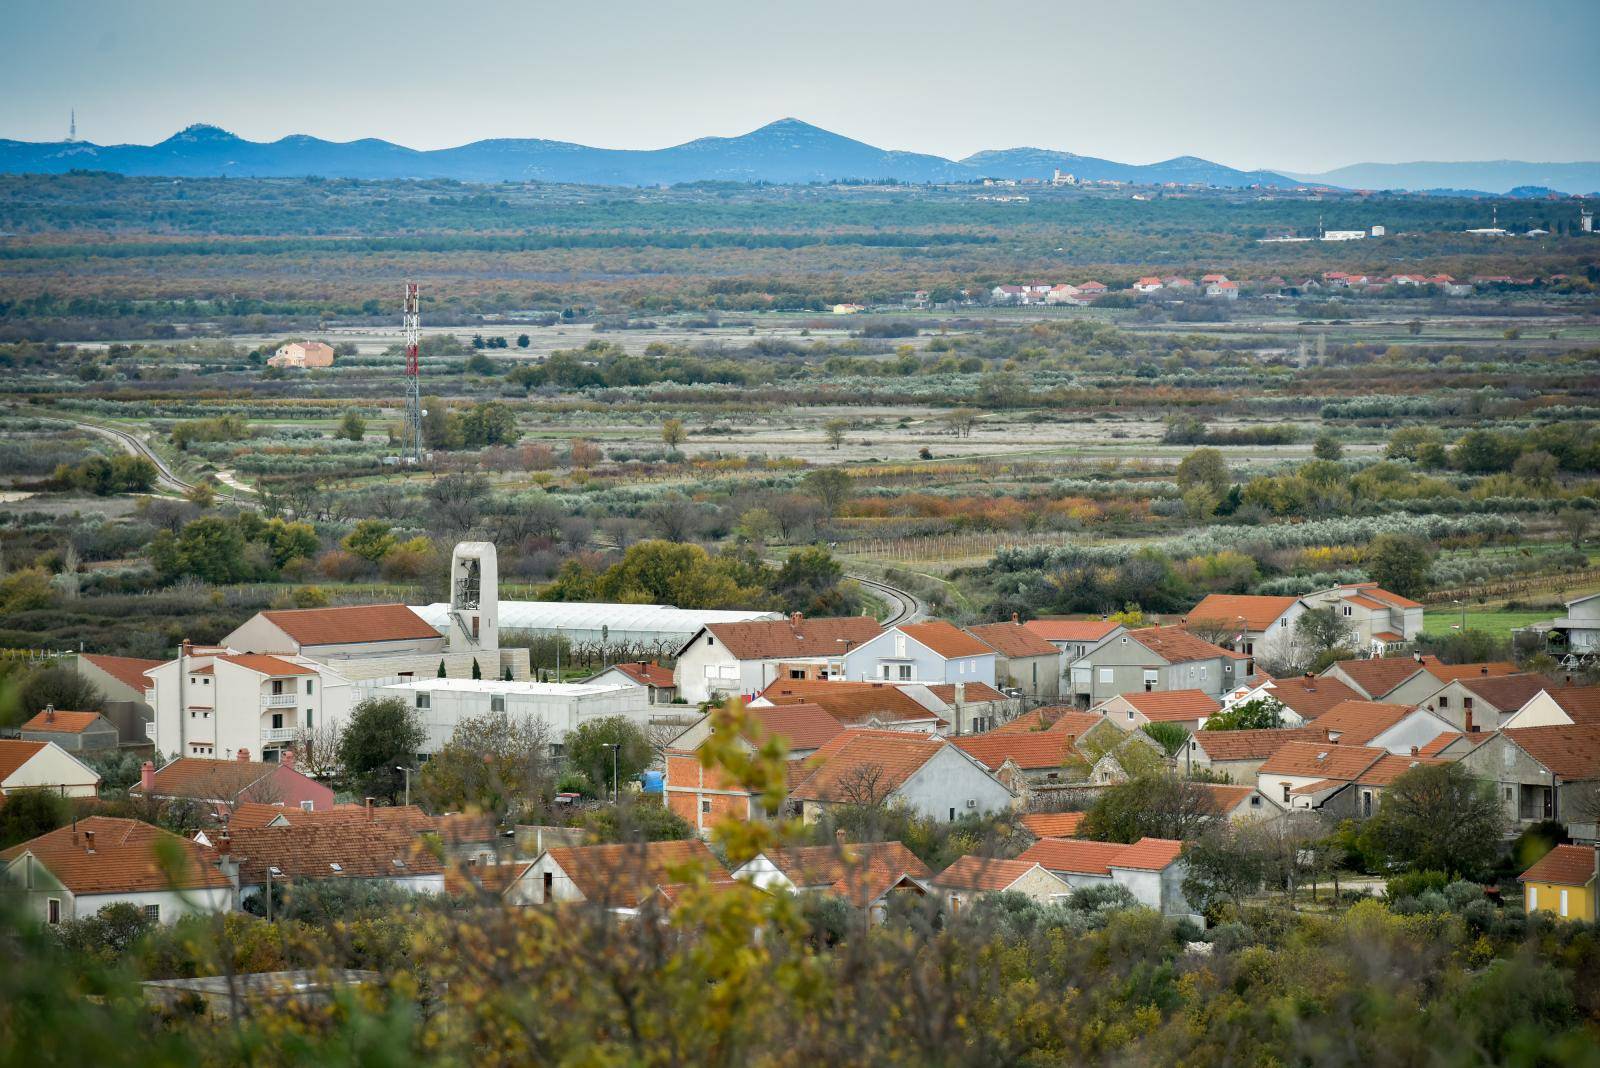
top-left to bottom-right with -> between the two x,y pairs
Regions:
395,765 -> 413,808
402,282 -> 423,464
602,743 -> 619,802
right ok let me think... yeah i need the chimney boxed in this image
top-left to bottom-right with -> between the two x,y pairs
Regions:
1412,652 -> 1423,663
365,797 -> 375,820
236,748 -> 250,763
791,612 -> 802,628
44,704 -> 55,723
281,749 -> 295,771
217,830 -> 231,857
1480,665 -> 1489,675
140,760 -> 155,794
83,830 -> 95,853
181,638 -> 193,657
1011,612 -> 1020,624
835,828 -> 847,847
1409,746 -> 1419,756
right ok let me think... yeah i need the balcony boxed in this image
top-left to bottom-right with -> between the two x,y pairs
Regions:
262,693 -> 298,708
260,727 -> 299,743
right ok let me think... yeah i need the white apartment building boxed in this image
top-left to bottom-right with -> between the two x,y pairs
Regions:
368,678 -> 658,756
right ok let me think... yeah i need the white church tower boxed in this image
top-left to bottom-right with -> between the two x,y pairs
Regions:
447,541 -> 499,653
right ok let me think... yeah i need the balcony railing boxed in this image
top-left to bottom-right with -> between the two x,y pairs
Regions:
262,693 -> 298,708
260,727 -> 299,743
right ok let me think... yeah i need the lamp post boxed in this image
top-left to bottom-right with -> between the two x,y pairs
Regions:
601,742 -> 619,802
835,638 -> 856,680
395,765 -> 413,808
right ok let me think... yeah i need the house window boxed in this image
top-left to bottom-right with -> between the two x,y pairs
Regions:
143,904 -> 160,923
305,680 -> 314,695
301,799 -> 314,812
1504,787 -> 1513,803
1098,668 -> 1113,685
789,669 -> 806,680
305,709 -> 313,728
1342,606 -> 1353,616
706,636 -> 714,646
47,898 -> 60,925
491,695 -> 506,713
898,664 -> 912,681
948,808 -> 956,821
1143,670 -> 1158,692
1527,886 -> 1537,910
1250,796 -> 1261,807
1560,889 -> 1569,917
416,693 -> 431,710
1438,696 -> 1449,708
1463,698 -> 1474,712
1281,783 -> 1291,803
1362,791 -> 1373,818
543,871 -> 554,903
271,713 -> 284,730
701,799 -> 711,814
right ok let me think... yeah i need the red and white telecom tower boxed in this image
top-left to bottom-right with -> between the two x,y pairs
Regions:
402,281 -> 423,463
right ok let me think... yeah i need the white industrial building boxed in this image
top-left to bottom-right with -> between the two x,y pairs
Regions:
411,600 -> 779,655
365,677 -> 662,755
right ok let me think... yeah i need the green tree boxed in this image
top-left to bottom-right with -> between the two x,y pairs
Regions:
1312,434 -> 1343,461
0,788 -> 71,848
453,402 -> 518,447
1181,823 -> 1271,914
335,697 -> 425,804
1363,762 -> 1503,877
1202,697 -> 1284,731
1365,533 -> 1434,599
337,409 -> 367,441
1175,447 -> 1229,496
823,418 -> 849,449
20,666 -> 105,720
802,468 -> 853,517
516,333 -> 530,348
1080,774 -> 1215,843
1294,606 -> 1356,657
0,568 -> 54,615
342,519 -> 398,563
661,417 -> 686,450
577,797 -> 694,843
421,396 -> 456,450
419,713 -> 555,817
262,518 -> 318,568
565,717 -> 653,800
772,546 -> 857,616
148,516 -> 252,583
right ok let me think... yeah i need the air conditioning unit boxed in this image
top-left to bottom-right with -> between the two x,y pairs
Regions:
965,799 -> 977,809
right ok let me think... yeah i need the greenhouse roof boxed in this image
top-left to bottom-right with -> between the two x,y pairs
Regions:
411,601 -> 779,636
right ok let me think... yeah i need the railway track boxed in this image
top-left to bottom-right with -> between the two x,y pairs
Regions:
74,420 -> 252,506
853,574 -> 926,627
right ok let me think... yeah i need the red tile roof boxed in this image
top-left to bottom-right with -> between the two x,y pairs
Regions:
1417,732 -> 1464,757
1519,844 -> 1598,887
952,731 -> 1078,771
1110,838 -> 1185,871
1358,754 -> 1442,787
758,841 -> 931,901
1018,838 -> 1134,876
219,823 -> 444,884
134,757 -> 280,802
966,622 -> 1061,659
1315,701 -> 1416,745
1187,594 -> 1300,631
1419,657 -> 1519,683
1341,583 -> 1423,610
1022,619 -> 1122,643
789,730 -> 954,803
1190,727 -> 1330,763
0,740 -> 49,781
992,708 -> 1105,736
761,681 -> 943,727
260,604 -> 440,647
20,710 -> 109,734
225,801 -> 438,834
1021,812 -> 1086,838
1503,725 -> 1600,779
0,816 -> 230,894
218,653 -> 315,676
925,682 -> 1010,705
1258,741 -> 1387,781
1129,626 -> 1247,665
446,860 -> 533,897
931,855 -> 1044,892
743,702 -> 847,753
1548,686 -> 1600,726
703,616 -> 882,661
1266,675 -> 1364,720
608,661 -> 676,688
78,653 -> 162,694
543,840 -> 724,908
1197,783 -> 1259,815
1119,689 -> 1221,722
1326,658 -> 1429,699
898,621 -> 995,659
1453,674 -> 1551,710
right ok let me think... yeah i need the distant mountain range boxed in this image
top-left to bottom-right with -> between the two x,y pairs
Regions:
0,119 -> 1594,194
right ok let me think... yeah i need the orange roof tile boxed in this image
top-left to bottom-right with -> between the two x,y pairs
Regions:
1358,754 -> 1442,786
1191,727 -> 1330,763
1315,701 -> 1416,745
789,730 -> 953,803
898,621 -> 994,659
992,707 -> 1105,736
217,653 -> 315,676
446,860 -> 533,897
1110,838 -> 1185,871
1419,657 -> 1519,683
952,731 -> 1077,771
78,653 -> 162,694
1120,689 -> 1221,722
1265,675 -> 1364,720
1341,583 -> 1423,610
1129,625 -> 1247,665
0,816 -> 230,894
1022,619 -> 1122,643
608,661 -> 676,688
702,616 -> 882,661
219,823 -> 444,884
1018,838 -> 1132,876
1452,673 -> 1551,710
1503,725 -> 1600,779
931,855 -> 1042,892
1197,783 -> 1258,814
966,622 -> 1061,659
761,681 -> 943,726
744,703 -> 847,752
260,604 -> 440,647
20,710 -> 108,734
543,840 -> 724,908
1547,686 -> 1600,726
758,841 -> 931,896
1519,844 -> 1599,886
1417,732 -> 1464,757
0,740 -> 49,781
1258,741 -> 1387,781
1021,812 -> 1086,838
1187,595 -> 1301,632
134,757 -> 278,802
1326,657 -> 1429,699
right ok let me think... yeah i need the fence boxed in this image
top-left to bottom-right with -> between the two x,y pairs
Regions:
844,530 -> 1084,564
1424,567 -> 1600,607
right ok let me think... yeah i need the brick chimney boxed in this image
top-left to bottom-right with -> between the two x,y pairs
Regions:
217,830 -> 231,857
44,704 -> 55,723
835,828 -> 847,847
1011,612 -> 1020,624
236,748 -> 250,762
365,797 -> 375,820
140,760 -> 155,795
83,830 -> 95,853
791,612 -> 802,628
280,749 -> 295,771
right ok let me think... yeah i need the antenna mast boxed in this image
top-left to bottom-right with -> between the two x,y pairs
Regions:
68,109 -> 77,143
402,281 -> 423,463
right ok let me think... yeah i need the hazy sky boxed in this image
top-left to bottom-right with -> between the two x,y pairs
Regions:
5,0 -> 1598,172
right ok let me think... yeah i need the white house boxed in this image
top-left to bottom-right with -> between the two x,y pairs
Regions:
1300,583 -> 1424,653
0,739 -> 101,798
508,840 -> 727,908
840,621 -> 998,688
931,856 -> 1072,909
1017,837 -> 1195,919
369,677 -> 656,756
672,614 -> 883,704
1184,594 -> 1307,664
1533,593 -> 1600,656
1501,685 -> 1600,730
145,648 -> 351,762
787,729 -> 1016,823
1,817 -> 232,925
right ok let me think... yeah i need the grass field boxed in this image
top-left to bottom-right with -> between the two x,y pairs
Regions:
1421,608 -> 1553,637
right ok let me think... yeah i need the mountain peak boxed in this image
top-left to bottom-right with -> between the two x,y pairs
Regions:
163,123 -> 240,145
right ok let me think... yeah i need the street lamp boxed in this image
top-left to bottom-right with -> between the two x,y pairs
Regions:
601,742 -> 619,803
835,637 -> 856,680
394,765 -> 413,808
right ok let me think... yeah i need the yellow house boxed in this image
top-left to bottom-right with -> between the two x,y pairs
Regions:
1518,844 -> 1598,921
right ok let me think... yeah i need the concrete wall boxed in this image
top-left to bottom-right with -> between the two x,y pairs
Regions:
843,630 -> 996,688
673,631 -> 745,704
370,681 -> 652,754
1,743 -> 100,797
894,745 -> 1015,821
1367,710 -> 1455,755
995,652 -> 1062,701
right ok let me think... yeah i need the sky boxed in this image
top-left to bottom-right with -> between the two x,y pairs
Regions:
4,0 -> 1598,174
